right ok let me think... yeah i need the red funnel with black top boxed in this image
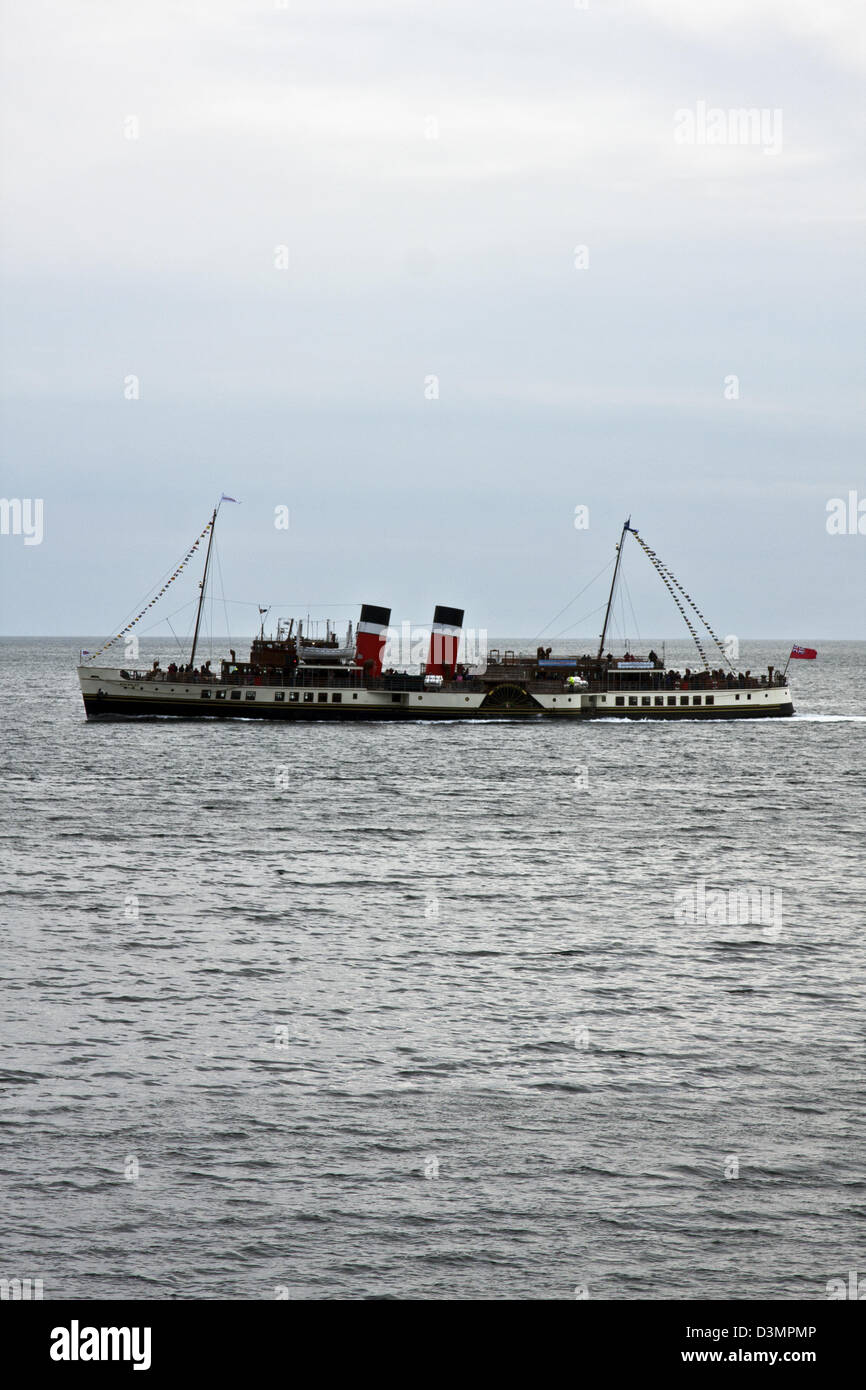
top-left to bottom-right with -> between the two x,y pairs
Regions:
355,603 -> 391,675
426,605 -> 464,677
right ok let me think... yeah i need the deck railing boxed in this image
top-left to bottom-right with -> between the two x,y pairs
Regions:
116,664 -> 788,694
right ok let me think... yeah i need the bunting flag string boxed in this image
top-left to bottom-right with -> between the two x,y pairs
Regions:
636,535 -> 735,673
86,518 -> 215,660
630,529 -> 714,674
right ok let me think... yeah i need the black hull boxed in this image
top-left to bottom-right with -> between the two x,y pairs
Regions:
82,695 -> 795,722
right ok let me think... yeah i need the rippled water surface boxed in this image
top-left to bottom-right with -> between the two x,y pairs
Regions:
1,638 -> 864,1300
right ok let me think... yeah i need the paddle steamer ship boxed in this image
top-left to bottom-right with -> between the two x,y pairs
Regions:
77,513 -> 794,721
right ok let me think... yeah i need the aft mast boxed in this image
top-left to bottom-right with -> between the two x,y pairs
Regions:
189,505 -> 218,669
597,518 -> 631,660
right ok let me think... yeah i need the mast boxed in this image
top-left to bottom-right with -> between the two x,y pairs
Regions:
189,506 -> 218,668
597,518 -> 631,660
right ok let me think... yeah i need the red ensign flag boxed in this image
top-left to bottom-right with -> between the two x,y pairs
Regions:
790,644 -> 817,660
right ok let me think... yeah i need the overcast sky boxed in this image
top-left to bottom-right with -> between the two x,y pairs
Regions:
0,0 -> 863,642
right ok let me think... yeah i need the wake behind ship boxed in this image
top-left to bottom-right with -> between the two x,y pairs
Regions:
78,510 -> 795,722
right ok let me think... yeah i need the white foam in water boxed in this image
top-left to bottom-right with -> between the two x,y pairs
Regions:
793,713 -> 866,722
